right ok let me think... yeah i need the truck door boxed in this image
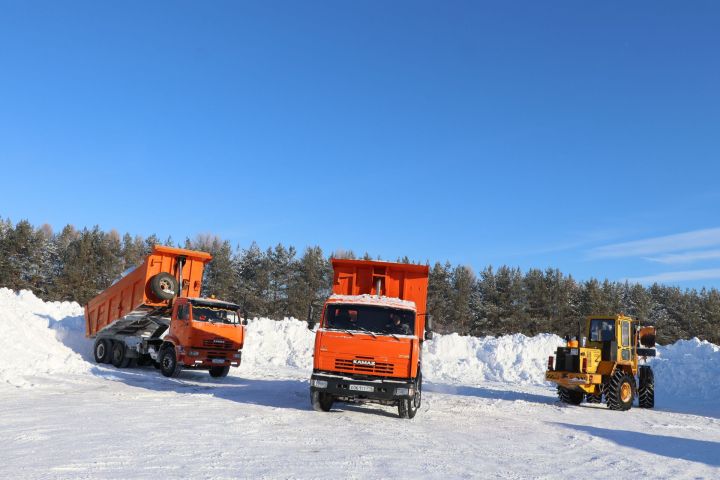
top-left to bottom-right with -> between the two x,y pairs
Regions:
620,320 -> 632,362
171,300 -> 191,344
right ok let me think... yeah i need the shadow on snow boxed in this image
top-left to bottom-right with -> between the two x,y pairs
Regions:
554,423 -> 720,467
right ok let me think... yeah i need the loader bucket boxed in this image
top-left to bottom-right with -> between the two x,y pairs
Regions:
639,326 -> 656,348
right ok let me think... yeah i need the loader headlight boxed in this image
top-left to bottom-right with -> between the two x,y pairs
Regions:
311,379 -> 328,389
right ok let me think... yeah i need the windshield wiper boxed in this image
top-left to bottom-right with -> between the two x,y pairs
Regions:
354,325 -> 377,338
381,328 -> 399,340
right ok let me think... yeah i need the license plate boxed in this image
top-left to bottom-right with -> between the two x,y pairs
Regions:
211,358 -> 226,364
349,384 -> 374,392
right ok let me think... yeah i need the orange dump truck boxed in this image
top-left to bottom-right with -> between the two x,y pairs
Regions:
308,259 -> 432,418
85,245 -> 246,378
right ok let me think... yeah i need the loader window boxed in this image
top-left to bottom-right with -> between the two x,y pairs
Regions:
589,319 -> 615,342
324,304 -> 415,335
191,306 -> 240,324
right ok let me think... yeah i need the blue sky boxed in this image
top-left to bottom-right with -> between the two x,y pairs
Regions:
1,1 -> 719,288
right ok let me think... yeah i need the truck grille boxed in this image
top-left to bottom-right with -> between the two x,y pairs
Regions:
334,358 -> 394,375
203,339 -> 233,349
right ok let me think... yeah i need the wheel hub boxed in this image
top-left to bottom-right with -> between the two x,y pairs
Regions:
620,382 -> 632,402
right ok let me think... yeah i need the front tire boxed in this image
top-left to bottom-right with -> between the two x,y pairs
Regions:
399,371 -> 422,419
311,391 -> 334,412
209,366 -> 230,378
605,370 -> 635,411
638,365 -> 655,408
159,346 -> 182,378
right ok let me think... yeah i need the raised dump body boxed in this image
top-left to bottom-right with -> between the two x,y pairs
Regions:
85,245 -> 211,337
309,259 -> 431,419
84,245 -> 245,379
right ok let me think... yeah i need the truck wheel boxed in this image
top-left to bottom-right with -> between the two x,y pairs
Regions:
311,391 -> 333,412
606,370 -> 635,411
399,372 -> 421,419
557,387 -> 583,405
638,366 -> 655,409
159,347 -> 182,378
149,273 -> 178,301
209,366 -> 230,378
111,341 -> 131,368
93,338 -> 111,364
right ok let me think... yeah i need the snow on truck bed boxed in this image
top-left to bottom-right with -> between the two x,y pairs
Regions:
1,287 -> 719,479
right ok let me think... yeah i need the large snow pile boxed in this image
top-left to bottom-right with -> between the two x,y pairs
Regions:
243,317 -> 315,371
650,338 -> 720,403
424,332 -> 564,385
0,288 -> 92,387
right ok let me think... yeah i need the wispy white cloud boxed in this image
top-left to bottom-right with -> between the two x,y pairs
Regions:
626,268 -> 720,285
645,249 -> 720,265
589,227 -> 720,259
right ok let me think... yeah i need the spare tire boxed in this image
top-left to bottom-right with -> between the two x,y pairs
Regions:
150,272 -> 178,301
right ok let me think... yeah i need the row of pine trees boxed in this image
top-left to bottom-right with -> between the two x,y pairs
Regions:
1,217 -> 718,344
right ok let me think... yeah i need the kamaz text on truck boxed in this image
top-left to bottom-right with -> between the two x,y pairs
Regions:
307,259 -> 433,419
85,245 -> 246,378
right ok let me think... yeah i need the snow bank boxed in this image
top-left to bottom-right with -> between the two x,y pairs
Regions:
0,288 -> 92,387
651,339 -> 720,403
242,317 -> 315,371
424,332 -> 564,385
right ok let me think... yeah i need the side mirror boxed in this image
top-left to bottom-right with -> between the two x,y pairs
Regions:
242,319 -> 248,326
242,309 -> 249,326
307,304 -> 316,331
425,314 -> 434,332
425,331 -> 434,340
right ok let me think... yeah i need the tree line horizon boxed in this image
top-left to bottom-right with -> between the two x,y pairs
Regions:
1,217 -> 718,345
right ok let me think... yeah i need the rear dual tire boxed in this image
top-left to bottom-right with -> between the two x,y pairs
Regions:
93,338 -> 112,363
557,387 -> 584,405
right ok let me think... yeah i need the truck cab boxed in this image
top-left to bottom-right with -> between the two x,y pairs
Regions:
157,297 -> 245,378
309,259 -> 432,419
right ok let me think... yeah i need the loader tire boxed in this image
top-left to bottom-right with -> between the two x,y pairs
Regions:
311,391 -> 334,412
209,366 -> 230,378
159,346 -> 182,378
557,387 -> 583,405
605,370 -> 635,411
93,338 -> 111,364
111,341 -> 131,368
149,272 -> 178,301
638,365 -> 655,409
586,392 -> 602,404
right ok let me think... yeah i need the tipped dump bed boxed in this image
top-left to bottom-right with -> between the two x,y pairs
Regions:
330,259 -> 429,318
84,246 -> 212,338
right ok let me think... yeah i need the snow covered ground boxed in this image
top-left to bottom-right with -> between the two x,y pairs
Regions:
2,288 -> 719,479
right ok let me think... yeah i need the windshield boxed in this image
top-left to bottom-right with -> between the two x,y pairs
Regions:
191,306 -> 240,324
589,319 -> 616,342
324,304 -> 415,336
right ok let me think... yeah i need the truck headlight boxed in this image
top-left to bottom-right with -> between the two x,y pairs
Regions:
188,351 -> 199,357
233,353 -> 242,359
395,387 -> 410,396
311,379 -> 328,389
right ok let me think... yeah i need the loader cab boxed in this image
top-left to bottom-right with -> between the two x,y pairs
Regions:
586,315 -> 634,365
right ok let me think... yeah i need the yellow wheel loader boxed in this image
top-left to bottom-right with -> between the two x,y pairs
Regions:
545,315 -> 656,411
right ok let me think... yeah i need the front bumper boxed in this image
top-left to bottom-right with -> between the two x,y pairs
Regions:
180,350 -> 242,368
545,370 -> 601,386
310,371 -> 416,402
